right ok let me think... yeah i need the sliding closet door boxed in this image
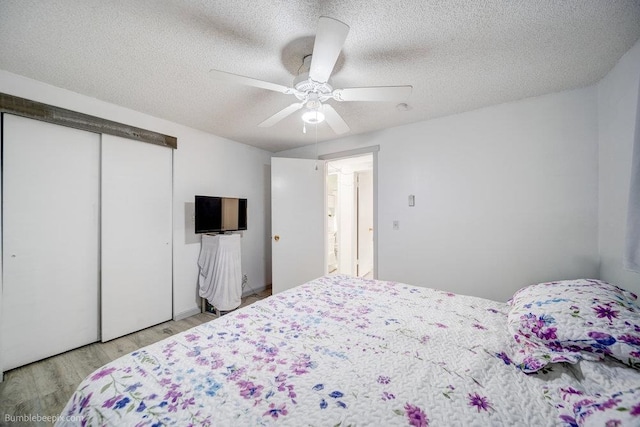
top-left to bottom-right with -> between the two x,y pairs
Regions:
101,134 -> 172,342
1,114 -> 100,370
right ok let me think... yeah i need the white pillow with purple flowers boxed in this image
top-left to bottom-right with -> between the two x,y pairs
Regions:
560,386 -> 640,427
507,279 -> 640,373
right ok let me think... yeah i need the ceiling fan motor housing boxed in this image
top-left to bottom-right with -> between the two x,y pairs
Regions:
293,72 -> 333,101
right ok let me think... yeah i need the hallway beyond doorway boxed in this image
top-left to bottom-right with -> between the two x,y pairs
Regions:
326,154 -> 374,278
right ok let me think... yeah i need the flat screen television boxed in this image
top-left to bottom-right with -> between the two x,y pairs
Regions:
195,195 -> 247,233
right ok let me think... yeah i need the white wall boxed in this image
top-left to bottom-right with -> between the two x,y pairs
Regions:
277,87 -> 600,301
173,127 -> 272,317
0,70 -> 272,322
597,39 -> 640,294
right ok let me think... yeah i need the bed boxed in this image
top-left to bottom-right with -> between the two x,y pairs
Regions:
57,275 -> 640,426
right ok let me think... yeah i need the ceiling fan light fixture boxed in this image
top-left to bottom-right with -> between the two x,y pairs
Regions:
302,109 -> 325,124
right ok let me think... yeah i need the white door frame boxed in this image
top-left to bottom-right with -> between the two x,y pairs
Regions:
320,146 -> 379,279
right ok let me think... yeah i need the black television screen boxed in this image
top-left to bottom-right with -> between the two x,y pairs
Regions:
195,196 -> 247,233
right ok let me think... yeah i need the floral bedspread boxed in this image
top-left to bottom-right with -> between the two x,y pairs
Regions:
58,275 -> 615,426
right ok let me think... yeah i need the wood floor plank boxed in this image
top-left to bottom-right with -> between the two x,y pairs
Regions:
30,356 -> 82,396
39,385 -> 78,423
66,342 -> 117,380
166,321 -> 195,334
1,394 -> 46,426
0,365 -> 38,407
182,316 -> 210,328
98,335 -> 139,361
128,324 -> 170,348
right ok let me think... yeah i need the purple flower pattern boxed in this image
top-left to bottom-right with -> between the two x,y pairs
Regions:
495,352 -> 512,365
553,386 -> 640,426
262,402 -> 288,419
404,403 -> 429,427
90,367 -> 116,381
468,393 -> 492,412
507,279 -> 640,372
620,334 -> 640,347
377,375 -> 391,384
59,274 -> 632,426
593,305 -> 620,322
382,391 -> 395,401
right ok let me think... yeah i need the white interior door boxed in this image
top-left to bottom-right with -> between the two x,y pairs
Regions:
101,134 -> 172,342
357,170 -> 374,277
2,114 -> 100,370
271,157 -> 325,294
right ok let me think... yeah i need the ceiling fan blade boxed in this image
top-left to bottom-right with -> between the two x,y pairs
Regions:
258,103 -> 303,127
322,104 -> 350,134
309,17 -> 350,84
333,85 -> 413,102
210,69 -> 291,93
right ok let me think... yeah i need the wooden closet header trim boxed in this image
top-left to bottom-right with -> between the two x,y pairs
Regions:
0,93 -> 177,149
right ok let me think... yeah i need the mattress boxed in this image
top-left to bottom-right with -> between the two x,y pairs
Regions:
56,275 -> 640,426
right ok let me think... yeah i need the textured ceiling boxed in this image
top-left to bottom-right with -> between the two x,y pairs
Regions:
1,1 -> 639,153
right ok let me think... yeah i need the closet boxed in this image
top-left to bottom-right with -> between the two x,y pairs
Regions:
1,113 -> 173,371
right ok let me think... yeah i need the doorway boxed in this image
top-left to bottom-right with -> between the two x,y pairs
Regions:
326,154 -> 374,278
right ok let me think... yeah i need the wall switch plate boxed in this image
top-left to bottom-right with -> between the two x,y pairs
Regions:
393,220 -> 400,230
409,195 -> 415,207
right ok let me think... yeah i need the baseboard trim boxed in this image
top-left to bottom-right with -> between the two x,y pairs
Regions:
173,307 -> 201,321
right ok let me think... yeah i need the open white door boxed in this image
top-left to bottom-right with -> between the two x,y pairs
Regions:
357,170 -> 374,277
271,157 -> 325,294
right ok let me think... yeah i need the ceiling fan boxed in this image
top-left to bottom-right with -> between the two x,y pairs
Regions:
210,16 -> 413,135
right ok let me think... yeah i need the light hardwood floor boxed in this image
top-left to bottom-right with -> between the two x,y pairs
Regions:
0,289 -> 270,426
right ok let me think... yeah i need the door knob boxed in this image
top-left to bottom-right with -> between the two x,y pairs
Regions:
274,235 -> 280,241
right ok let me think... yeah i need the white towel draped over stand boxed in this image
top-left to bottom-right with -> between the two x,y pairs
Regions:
198,234 -> 242,311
